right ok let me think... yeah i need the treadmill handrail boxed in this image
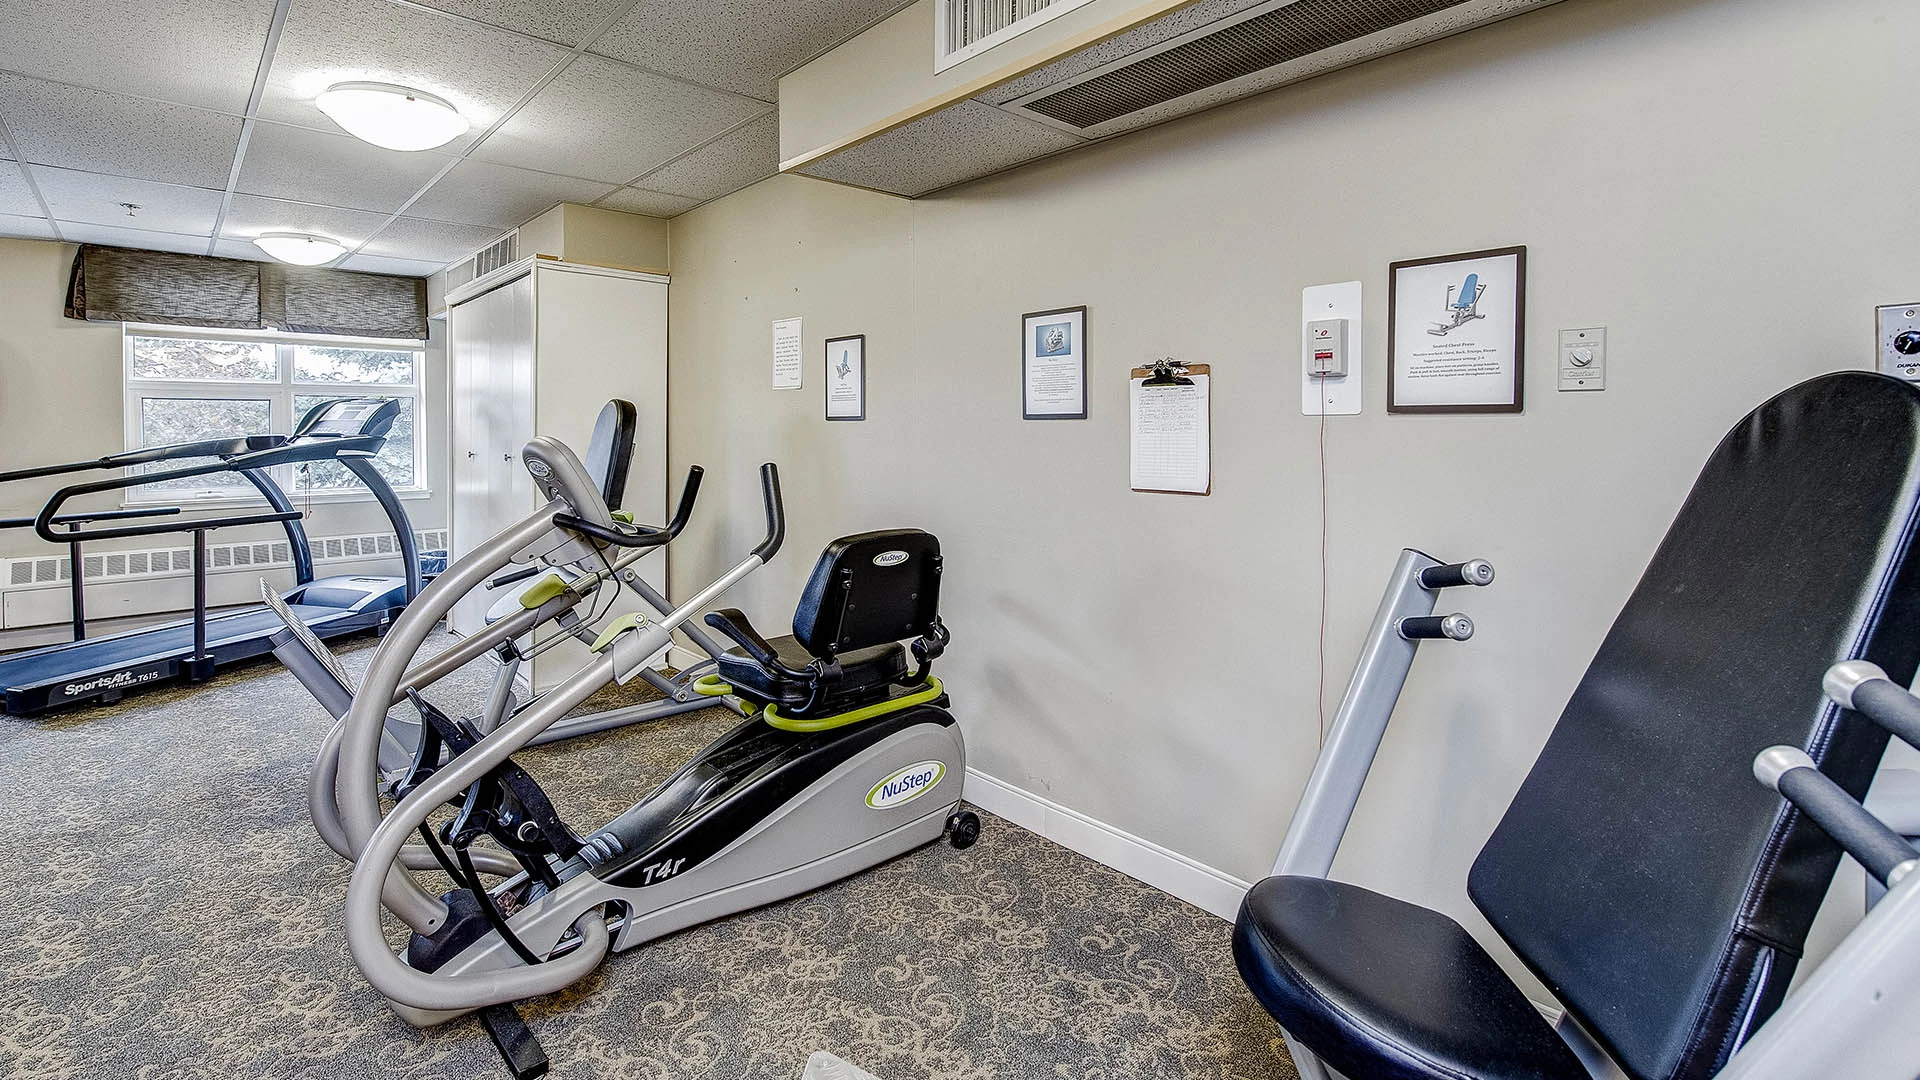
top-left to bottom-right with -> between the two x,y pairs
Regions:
0,435 -> 289,485
0,506 -> 183,529
35,462 -> 308,541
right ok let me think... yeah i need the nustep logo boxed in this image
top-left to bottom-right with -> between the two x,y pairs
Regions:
866,760 -> 945,810
872,550 -> 908,567
62,669 -> 161,698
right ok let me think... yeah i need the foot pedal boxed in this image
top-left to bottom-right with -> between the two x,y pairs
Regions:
479,1003 -> 549,1079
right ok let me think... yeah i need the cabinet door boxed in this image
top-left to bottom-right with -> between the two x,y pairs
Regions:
446,273 -> 531,635
496,272 -> 536,529
447,292 -> 486,635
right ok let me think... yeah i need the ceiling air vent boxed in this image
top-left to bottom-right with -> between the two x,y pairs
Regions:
938,0 -> 1099,72
1018,0 -> 1472,130
473,231 -> 518,279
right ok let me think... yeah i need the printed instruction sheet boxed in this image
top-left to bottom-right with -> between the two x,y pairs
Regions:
1130,373 -> 1211,495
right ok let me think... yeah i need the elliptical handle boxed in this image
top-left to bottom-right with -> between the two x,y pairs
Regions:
658,465 -> 703,540
753,463 -> 784,561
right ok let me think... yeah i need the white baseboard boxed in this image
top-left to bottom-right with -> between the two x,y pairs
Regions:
963,767 -> 1251,920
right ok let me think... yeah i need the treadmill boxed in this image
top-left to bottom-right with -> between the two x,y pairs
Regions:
0,398 -> 422,715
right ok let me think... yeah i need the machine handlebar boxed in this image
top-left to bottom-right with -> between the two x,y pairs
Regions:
1754,746 -> 1919,887
1824,660 -> 1920,751
1399,614 -> 1474,641
1419,560 -> 1495,590
0,506 -> 183,530
0,435 -> 287,486
35,462 -> 308,542
753,463 -> 784,561
551,465 -> 705,550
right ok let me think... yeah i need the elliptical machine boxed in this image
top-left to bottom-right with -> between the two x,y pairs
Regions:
330,435 -> 976,1074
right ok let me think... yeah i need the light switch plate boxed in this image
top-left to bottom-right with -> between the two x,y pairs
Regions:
1877,304 -> 1920,382
1302,281 -> 1362,415
1559,327 -> 1606,391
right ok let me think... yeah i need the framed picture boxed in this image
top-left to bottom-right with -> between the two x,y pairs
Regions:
824,334 -> 865,421
1387,246 -> 1526,413
1022,305 -> 1087,420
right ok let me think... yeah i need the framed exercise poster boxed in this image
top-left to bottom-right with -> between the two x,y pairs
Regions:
1387,246 -> 1526,413
1022,305 -> 1087,419
825,334 -> 865,421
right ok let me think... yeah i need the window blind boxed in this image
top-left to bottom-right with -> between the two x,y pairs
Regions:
66,245 -> 428,339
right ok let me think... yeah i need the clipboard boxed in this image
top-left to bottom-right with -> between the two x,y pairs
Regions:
1129,360 -> 1212,496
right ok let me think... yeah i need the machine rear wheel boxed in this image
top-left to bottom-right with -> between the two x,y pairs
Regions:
947,810 -> 980,849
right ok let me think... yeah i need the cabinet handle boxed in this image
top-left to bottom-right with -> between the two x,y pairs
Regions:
502,453 -> 512,462
466,450 -> 477,458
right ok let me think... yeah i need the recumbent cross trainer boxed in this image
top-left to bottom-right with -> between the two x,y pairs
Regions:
323,433 -> 977,1076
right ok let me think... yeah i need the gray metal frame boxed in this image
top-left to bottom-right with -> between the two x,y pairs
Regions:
1268,547 -> 1491,1080
1269,562 -> 1920,1080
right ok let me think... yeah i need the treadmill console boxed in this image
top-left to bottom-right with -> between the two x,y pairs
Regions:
291,398 -> 399,441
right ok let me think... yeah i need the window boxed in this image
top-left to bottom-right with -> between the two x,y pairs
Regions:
123,326 -> 426,503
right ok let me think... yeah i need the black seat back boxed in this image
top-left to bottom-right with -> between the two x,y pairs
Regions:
792,529 -> 942,658
581,400 -> 637,512
1468,372 -> 1920,1080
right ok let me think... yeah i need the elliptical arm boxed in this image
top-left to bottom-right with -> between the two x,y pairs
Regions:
754,463 -> 784,561
551,465 -> 704,549
341,462 -> 787,1011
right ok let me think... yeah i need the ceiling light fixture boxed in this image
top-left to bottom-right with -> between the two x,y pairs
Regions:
315,81 -> 469,152
254,232 -> 348,266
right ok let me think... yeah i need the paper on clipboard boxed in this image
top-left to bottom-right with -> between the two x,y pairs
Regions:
1130,365 -> 1211,495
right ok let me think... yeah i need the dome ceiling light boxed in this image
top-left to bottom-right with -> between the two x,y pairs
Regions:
315,82 -> 469,152
254,232 -> 348,266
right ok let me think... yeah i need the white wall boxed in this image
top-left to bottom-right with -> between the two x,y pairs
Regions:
667,0 -> 1920,992
0,238 -> 448,620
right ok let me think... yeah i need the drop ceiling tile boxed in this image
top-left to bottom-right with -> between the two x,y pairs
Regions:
591,0 -> 911,101
236,121 -> 454,214
259,0 -> 574,150
0,75 -> 242,189
219,193 -> 391,247
0,212 -> 56,240
210,237 -> 271,261
0,161 -> 41,217
339,252 -> 444,278
470,54 -> 766,184
406,158 -> 614,229
35,167 -> 225,234
632,113 -> 776,202
0,126 -> 12,160
597,187 -> 698,218
360,216 -> 505,263
57,221 -> 211,255
797,101 -> 1084,198
407,0 -> 630,46
0,0 -> 272,113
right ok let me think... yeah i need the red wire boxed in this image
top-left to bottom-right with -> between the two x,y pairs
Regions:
1317,381 -> 1329,747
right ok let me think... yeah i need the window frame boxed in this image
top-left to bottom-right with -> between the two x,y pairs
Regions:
122,323 -> 429,507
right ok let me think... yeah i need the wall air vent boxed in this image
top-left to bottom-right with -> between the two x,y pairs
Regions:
473,231 -> 518,279
1016,0 -> 1472,130
938,0 -> 1100,72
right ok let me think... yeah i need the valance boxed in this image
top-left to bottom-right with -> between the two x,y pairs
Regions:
65,245 -> 428,339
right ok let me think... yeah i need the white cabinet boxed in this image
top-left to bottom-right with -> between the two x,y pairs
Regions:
445,259 -> 668,692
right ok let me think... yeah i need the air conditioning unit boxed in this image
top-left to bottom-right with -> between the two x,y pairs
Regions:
997,0 -> 1535,134
798,0 -> 1565,197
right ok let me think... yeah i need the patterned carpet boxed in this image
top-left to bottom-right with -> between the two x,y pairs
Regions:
0,631 -> 1294,1080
